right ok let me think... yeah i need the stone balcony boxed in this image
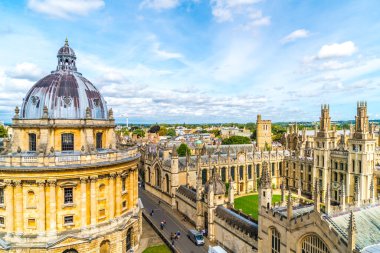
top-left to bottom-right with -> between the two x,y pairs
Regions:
0,146 -> 139,170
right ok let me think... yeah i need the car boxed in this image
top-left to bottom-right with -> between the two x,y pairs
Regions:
187,229 -> 205,246
208,246 -> 227,253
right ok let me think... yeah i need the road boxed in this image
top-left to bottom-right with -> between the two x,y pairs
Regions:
139,188 -> 208,253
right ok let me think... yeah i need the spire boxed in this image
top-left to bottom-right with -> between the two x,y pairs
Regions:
260,161 -> 271,189
65,37 -> 69,46
347,210 -> 357,252
325,183 -> 331,215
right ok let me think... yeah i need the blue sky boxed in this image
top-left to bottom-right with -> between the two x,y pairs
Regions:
0,0 -> 380,124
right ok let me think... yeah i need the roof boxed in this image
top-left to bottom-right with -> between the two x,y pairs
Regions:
326,205 -> 380,250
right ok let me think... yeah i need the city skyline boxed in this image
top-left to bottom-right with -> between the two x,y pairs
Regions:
1,1 -> 380,123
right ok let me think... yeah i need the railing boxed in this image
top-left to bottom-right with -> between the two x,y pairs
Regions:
0,146 -> 139,168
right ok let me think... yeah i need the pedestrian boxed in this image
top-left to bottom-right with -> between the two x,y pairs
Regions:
163,219 -> 167,225
160,222 -> 164,230
171,239 -> 175,246
150,209 -> 154,216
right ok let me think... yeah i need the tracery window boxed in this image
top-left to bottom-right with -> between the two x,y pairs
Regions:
247,165 -> 252,180
271,228 -> 280,253
230,167 -> 235,181
29,133 -> 36,151
301,234 -> 330,253
239,166 -> 244,181
61,133 -> 74,151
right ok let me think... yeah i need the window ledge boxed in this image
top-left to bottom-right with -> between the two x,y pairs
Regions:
0,204 -> 5,209
0,224 -> 5,228
26,206 -> 37,209
63,223 -> 75,227
62,203 -> 76,209
122,190 -> 128,196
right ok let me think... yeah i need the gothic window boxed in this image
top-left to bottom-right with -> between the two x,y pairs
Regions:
0,188 -> 3,204
29,133 -> 36,151
100,240 -> 110,253
247,165 -> 252,180
202,169 -> 207,185
256,164 -> 260,178
64,187 -> 73,204
272,163 -> 275,176
61,133 -> 74,151
126,228 -> 132,250
165,174 -> 170,193
301,234 -> 330,253
221,167 -> 226,182
271,228 -> 280,253
230,167 -> 235,181
239,166 -> 244,181
155,167 -> 161,187
96,132 -> 103,149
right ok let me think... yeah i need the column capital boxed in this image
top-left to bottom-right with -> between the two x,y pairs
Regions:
47,179 -> 57,186
80,177 -> 88,183
109,172 -> 117,179
36,180 -> 46,187
90,175 -> 98,182
4,179 -> 13,186
13,180 -> 22,187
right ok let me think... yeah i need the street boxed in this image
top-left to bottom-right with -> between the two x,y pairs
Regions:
139,188 -> 208,253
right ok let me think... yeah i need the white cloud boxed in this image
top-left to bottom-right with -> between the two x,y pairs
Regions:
27,0 -> 105,19
317,41 -> 357,59
140,0 -> 179,10
281,29 -> 310,44
153,44 -> 183,59
7,62 -> 43,81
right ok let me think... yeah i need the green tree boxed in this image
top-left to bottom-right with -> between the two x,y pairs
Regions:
222,136 -> 251,145
158,127 -> 168,136
148,125 -> 160,133
272,124 -> 287,142
209,129 -> 221,137
0,125 -> 8,138
177,143 -> 191,157
132,129 -> 145,138
167,128 -> 176,137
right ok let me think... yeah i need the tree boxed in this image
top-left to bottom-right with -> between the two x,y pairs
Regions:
0,125 -> 7,138
158,127 -> 168,136
209,129 -> 221,137
272,124 -> 287,142
222,136 -> 251,145
132,129 -> 145,138
167,128 -> 176,137
116,127 -> 129,136
148,125 -> 160,133
177,143 -> 191,157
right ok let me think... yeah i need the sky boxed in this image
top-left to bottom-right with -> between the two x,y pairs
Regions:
0,0 -> 380,124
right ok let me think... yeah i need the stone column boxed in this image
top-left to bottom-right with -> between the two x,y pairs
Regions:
14,180 -> 23,235
128,171 -> 134,209
90,176 -> 98,226
80,177 -> 88,229
134,168 -> 138,205
37,180 -> 46,235
48,179 -> 57,235
4,180 -> 14,235
115,173 -> 122,216
109,173 -> 116,220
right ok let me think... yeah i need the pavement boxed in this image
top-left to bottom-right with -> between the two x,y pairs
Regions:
139,188 -> 208,253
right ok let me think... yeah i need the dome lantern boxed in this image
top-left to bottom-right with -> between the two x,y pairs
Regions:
57,38 -> 77,71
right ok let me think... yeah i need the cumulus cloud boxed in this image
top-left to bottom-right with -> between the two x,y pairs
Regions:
140,0 -> 179,10
27,0 -> 105,19
153,44 -> 183,59
281,29 -> 310,44
317,41 -> 357,59
7,62 -> 43,81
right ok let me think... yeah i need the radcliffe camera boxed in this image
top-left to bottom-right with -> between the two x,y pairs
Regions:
0,1 -> 379,253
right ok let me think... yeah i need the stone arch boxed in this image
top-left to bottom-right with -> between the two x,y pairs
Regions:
297,233 -> 331,253
100,240 -> 110,253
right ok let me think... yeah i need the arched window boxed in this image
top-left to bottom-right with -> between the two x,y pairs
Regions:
126,228 -> 133,250
100,240 -> 110,253
271,228 -> 280,253
230,167 -> 235,181
148,168 -> 151,183
165,174 -> 170,193
96,132 -> 103,149
27,190 -> 35,208
221,167 -> 226,182
155,167 -> 161,187
202,169 -> 207,185
29,133 -> 36,151
300,234 -> 330,253
61,133 -> 74,151
247,165 -> 252,179
63,249 -> 78,253
239,166 -> 244,181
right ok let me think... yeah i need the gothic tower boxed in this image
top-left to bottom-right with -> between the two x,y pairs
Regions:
259,161 -> 272,210
256,115 -> 272,150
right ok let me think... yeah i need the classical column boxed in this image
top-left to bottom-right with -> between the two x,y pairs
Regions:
128,171 -> 133,209
109,173 -> 116,220
134,168 -> 138,205
90,176 -> 98,226
4,180 -> 14,235
37,180 -> 46,235
115,173 -> 122,216
14,180 -> 23,235
48,179 -> 57,235
80,177 -> 88,229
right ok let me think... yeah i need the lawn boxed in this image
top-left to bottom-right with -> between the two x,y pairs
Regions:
142,244 -> 171,253
234,194 -> 281,220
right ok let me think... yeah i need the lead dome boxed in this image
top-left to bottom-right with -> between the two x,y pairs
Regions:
20,39 -> 108,120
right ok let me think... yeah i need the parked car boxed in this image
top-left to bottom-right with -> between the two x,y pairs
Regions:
187,229 -> 204,246
208,246 -> 227,253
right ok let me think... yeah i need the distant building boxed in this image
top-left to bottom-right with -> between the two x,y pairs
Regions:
256,114 -> 272,150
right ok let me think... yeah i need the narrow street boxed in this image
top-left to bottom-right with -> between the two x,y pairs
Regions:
139,188 -> 208,253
